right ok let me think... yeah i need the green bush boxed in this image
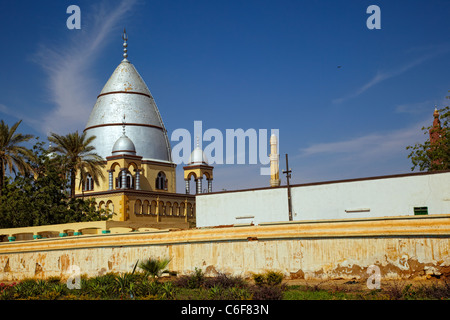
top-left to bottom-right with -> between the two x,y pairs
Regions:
252,273 -> 266,286
174,268 -> 206,289
265,271 -> 284,286
252,270 -> 284,286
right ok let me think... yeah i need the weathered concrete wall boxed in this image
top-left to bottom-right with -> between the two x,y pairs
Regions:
1,215 -> 450,282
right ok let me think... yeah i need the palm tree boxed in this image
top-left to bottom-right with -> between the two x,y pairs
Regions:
48,131 -> 105,199
138,257 -> 171,281
0,119 -> 34,198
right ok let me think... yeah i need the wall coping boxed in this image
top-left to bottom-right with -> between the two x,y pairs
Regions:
196,170 -> 450,196
1,214 -> 450,254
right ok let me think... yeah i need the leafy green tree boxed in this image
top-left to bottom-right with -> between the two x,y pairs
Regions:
0,119 -> 34,198
48,131 -> 105,199
407,104 -> 450,172
0,141 -> 111,228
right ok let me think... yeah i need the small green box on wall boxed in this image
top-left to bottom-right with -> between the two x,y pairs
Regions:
414,207 -> 428,215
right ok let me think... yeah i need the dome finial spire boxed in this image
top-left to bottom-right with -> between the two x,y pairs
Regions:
122,114 -> 126,135
122,28 -> 128,61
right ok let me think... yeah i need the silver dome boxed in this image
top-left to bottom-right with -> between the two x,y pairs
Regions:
84,60 -> 172,163
111,134 -> 136,156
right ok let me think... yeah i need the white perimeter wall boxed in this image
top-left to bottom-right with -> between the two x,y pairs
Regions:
196,172 -> 450,227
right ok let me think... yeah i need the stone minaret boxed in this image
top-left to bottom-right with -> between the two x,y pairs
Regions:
270,134 -> 281,187
430,107 -> 442,145
429,107 -> 444,168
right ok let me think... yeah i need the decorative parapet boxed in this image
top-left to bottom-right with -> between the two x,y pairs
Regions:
0,220 -> 168,243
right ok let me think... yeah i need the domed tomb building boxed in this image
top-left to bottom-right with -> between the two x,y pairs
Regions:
75,31 -> 210,229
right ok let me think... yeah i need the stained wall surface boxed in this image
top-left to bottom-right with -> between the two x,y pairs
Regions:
1,215 -> 449,282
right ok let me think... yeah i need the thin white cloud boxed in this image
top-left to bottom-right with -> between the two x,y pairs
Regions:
395,97 -> 448,114
289,121 -> 431,183
298,120 -> 428,161
333,47 -> 450,104
34,0 -> 138,135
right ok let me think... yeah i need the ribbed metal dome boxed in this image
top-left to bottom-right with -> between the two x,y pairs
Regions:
84,59 -> 172,162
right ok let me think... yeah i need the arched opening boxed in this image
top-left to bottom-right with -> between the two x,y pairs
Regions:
172,202 -> 179,216
155,171 -> 168,190
84,174 -> 94,191
134,199 -> 142,214
165,201 -> 172,216
202,172 -> 213,193
158,200 -> 164,215
116,170 -> 135,189
179,202 -> 186,217
106,200 -> 114,214
143,200 -> 150,215
150,200 -> 157,215
184,172 -> 197,194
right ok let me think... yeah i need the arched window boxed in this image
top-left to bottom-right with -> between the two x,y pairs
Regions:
116,170 -> 135,189
84,174 -> 94,191
155,171 -> 167,190
172,202 -> 179,216
106,200 -> 114,214
134,199 -> 142,214
150,200 -> 157,215
143,200 -> 150,215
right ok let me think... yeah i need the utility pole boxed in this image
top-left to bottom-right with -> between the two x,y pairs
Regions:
282,154 -> 293,221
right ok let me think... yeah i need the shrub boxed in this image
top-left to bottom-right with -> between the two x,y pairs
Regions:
174,268 -> 205,289
0,282 -> 17,300
189,268 -> 206,288
265,271 -> 284,286
250,284 -> 285,300
160,281 -> 176,299
252,270 -> 284,286
208,284 -> 224,300
226,286 -> 253,300
252,273 -> 266,286
136,280 -> 160,297
384,280 -> 406,300
415,280 -> 450,300
250,270 -> 285,300
204,272 -> 247,289
13,279 -> 42,298
114,272 -> 142,297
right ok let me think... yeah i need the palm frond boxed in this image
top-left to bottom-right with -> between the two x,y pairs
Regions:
48,131 -> 105,198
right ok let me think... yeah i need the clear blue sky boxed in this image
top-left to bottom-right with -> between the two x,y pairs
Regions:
1,0 -> 449,192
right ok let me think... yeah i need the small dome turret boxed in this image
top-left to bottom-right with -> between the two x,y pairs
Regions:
112,134 -> 136,156
188,139 -> 208,165
111,116 -> 137,156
